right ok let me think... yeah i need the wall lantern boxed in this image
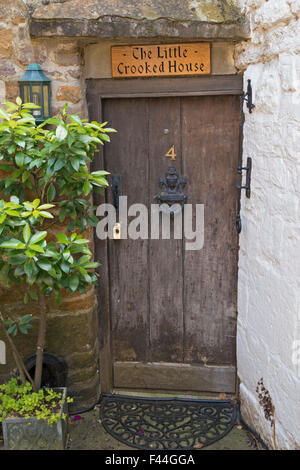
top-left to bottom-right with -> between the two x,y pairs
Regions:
18,63 -> 51,123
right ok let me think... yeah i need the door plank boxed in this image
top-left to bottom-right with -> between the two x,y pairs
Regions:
148,97 -> 184,362
103,98 -> 150,363
181,95 -> 240,365
114,361 -> 236,393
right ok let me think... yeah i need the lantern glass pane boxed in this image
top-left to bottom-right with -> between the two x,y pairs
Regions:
32,85 -> 42,117
24,85 -> 30,103
43,85 -> 49,118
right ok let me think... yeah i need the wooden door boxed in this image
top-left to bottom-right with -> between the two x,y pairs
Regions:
95,92 -> 240,395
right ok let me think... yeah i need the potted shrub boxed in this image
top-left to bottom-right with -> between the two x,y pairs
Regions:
0,98 -> 115,448
1,378 -> 71,450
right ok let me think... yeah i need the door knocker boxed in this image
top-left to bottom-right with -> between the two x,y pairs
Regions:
154,166 -> 187,216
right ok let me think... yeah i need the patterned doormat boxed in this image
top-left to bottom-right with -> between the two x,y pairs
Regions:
100,395 -> 238,450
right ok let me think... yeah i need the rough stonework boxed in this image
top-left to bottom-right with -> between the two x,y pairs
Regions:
235,0 -> 300,450
29,0 -> 250,40
0,0 -> 98,410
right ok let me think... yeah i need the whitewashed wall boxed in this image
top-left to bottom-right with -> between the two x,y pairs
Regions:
235,0 -> 300,450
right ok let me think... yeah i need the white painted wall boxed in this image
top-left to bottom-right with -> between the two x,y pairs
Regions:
235,0 -> 300,450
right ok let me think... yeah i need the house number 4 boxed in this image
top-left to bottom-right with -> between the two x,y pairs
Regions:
165,145 -> 176,161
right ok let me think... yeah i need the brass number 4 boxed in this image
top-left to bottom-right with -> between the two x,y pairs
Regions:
165,145 -> 176,161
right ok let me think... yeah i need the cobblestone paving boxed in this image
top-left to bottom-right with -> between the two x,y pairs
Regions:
67,408 -> 264,451
0,407 -> 265,450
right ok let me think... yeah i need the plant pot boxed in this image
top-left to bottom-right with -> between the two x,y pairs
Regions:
2,387 -> 69,450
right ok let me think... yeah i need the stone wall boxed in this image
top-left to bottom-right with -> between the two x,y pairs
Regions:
0,0 -> 99,410
235,0 -> 300,450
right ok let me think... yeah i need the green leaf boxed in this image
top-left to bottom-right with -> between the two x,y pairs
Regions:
39,211 -> 54,219
83,262 -> 100,269
24,293 -> 29,304
102,127 -> 117,133
25,250 -> 36,258
0,214 -> 6,224
73,238 -> 90,245
19,325 -> 31,334
56,233 -> 69,244
44,117 -> 62,126
4,101 -> 19,111
54,160 -> 65,172
32,199 -> 40,209
23,103 -> 41,109
0,109 -> 10,121
47,183 -> 56,202
0,239 -> 23,249
83,180 -> 92,196
15,139 -> 26,149
69,275 -> 79,292
37,260 -> 52,271
29,231 -> 47,244
56,125 -> 68,141
70,114 -> 82,125
7,325 -> 17,336
22,171 -> 30,183
9,254 -> 27,265
15,152 -> 24,167
61,261 -> 70,274
70,157 -> 80,171
100,133 -> 110,142
58,206 -> 66,222
28,244 -> 45,253
10,196 -> 20,204
16,97 -> 22,106
5,210 -> 21,217
91,170 -> 110,177
90,176 -> 109,187
38,204 -> 55,210
24,259 -> 37,280
23,223 -> 31,243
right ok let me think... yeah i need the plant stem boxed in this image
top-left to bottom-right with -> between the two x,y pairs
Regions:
0,310 -> 35,387
12,351 -> 26,384
34,293 -> 47,391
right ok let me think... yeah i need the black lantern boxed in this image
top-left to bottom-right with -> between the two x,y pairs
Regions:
18,63 -> 51,123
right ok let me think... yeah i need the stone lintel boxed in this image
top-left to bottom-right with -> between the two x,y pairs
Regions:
29,17 -> 250,41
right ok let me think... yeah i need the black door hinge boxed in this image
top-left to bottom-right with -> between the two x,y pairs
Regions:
237,157 -> 252,199
243,79 -> 255,114
236,157 -> 252,234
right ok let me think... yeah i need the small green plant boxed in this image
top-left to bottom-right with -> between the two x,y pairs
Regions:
0,377 -> 73,425
0,98 -> 115,392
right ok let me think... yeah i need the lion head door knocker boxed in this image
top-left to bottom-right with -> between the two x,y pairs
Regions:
154,166 -> 187,216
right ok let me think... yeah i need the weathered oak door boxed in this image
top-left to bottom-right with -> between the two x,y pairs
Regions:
90,82 -> 241,395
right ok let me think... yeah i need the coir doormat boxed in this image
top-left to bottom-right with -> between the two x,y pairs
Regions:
100,395 -> 238,450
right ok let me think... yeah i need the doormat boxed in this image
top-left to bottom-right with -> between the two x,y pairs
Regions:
100,395 -> 238,450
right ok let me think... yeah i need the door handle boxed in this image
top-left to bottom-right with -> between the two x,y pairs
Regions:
111,174 -> 121,212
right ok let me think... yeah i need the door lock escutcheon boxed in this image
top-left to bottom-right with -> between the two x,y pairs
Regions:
112,174 -> 121,212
